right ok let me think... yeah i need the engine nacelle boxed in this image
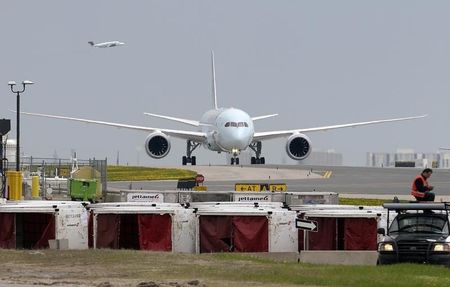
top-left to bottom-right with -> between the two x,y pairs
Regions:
285,133 -> 312,160
145,132 -> 171,159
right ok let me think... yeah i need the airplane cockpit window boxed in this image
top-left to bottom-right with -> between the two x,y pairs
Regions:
225,122 -> 249,128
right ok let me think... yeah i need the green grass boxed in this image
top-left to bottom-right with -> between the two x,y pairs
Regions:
339,197 -> 409,206
106,165 -> 197,181
2,250 -> 450,287
213,253 -> 450,287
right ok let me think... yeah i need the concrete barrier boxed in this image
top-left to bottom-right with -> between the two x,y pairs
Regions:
245,252 -> 300,262
299,251 -> 378,266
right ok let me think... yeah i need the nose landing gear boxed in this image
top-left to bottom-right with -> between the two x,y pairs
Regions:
230,148 -> 240,165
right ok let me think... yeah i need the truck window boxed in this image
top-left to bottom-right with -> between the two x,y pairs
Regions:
389,214 -> 449,234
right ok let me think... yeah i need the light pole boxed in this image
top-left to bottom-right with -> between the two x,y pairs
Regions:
8,80 -> 34,172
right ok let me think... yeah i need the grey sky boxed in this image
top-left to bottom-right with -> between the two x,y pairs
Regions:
1,1 -> 448,166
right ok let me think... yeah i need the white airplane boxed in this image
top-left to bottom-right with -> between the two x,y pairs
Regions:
88,41 -> 125,48
21,52 -> 426,166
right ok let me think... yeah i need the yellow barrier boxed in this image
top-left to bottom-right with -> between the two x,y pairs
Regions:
193,186 -> 208,191
235,183 -> 288,192
235,184 -> 261,192
269,184 -> 288,192
31,176 -> 40,198
6,171 -> 23,200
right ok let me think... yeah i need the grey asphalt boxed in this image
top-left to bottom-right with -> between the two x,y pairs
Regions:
108,165 -> 450,197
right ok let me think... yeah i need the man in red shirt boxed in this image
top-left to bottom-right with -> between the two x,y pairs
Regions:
411,168 -> 435,201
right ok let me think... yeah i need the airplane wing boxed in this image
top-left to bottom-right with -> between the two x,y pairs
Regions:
20,111 -> 207,142
253,114 -> 427,141
143,112 -> 200,127
252,114 -> 279,121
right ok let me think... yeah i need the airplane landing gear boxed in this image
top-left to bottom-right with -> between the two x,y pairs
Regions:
249,141 -> 265,165
251,157 -> 265,164
230,157 -> 240,165
182,140 -> 200,165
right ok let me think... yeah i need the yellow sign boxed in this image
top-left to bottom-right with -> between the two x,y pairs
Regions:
193,186 -> 208,191
269,184 -> 287,192
235,183 -> 287,192
235,184 -> 261,192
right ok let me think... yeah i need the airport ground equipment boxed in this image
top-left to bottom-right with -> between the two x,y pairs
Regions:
88,202 -> 195,252
0,201 -> 88,249
177,179 -> 197,190
117,189 -> 338,205
193,203 -> 297,253
292,206 -> 382,251
0,119 -> 11,198
235,183 -> 287,192
69,178 -> 100,202
177,175 -> 207,190
377,203 -> 450,266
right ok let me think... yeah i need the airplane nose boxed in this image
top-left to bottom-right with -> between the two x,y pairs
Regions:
220,129 -> 250,150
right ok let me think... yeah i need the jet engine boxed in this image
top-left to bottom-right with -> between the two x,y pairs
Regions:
285,133 -> 312,160
145,132 -> 171,159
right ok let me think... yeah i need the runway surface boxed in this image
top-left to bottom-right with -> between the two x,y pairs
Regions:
108,165 -> 450,198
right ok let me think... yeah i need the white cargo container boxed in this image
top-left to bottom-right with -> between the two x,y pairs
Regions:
194,204 -> 297,253
120,190 -> 179,203
88,202 -> 195,253
179,190 -> 232,203
0,201 -> 88,249
292,206 -> 385,251
284,192 -> 339,205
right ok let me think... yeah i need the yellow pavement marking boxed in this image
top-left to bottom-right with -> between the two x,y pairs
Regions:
323,171 -> 333,179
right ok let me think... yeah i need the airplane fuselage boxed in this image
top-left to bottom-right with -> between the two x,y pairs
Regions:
91,41 -> 125,48
200,108 -> 254,155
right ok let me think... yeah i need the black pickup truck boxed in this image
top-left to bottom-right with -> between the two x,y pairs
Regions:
377,203 -> 450,266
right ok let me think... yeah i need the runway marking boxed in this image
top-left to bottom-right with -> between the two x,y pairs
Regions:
323,171 -> 333,179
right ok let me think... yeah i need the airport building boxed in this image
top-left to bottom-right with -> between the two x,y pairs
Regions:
296,149 -> 343,166
441,153 -> 450,168
366,149 -> 442,168
4,139 -> 16,163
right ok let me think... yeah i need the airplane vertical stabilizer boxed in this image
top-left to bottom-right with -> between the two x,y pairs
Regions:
211,51 -> 218,109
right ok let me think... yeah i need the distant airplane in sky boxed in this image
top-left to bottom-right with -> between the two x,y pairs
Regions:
88,41 -> 125,48
21,52 -> 426,166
